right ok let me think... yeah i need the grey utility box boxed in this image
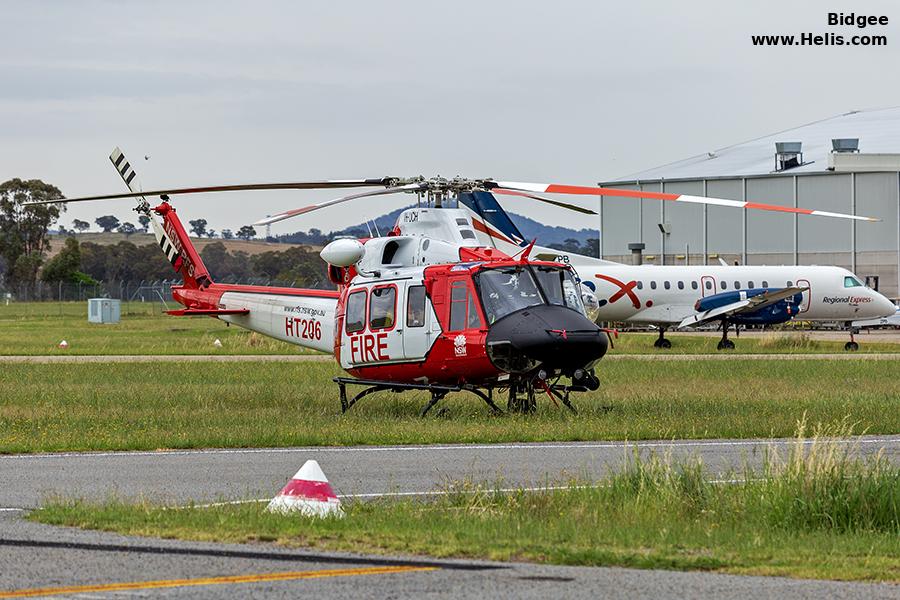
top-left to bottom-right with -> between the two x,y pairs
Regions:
87,298 -> 121,324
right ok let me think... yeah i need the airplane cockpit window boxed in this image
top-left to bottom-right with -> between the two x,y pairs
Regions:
844,275 -> 863,288
369,286 -> 396,330
476,266 -> 543,324
346,290 -> 367,334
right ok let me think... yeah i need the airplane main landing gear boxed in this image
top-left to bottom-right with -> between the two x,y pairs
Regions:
844,326 -> 860,351
717,320 -> 735,351
653,327 -> 672,349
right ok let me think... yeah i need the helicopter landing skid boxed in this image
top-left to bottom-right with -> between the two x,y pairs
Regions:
333,377 -> 503,416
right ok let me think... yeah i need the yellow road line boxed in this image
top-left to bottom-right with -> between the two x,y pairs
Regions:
0,565 -> 437,598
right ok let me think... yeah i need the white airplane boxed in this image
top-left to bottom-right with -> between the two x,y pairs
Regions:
457,191 -> 896,351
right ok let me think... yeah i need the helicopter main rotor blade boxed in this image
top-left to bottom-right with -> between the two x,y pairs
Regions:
25,179 -> 393,206
492,189 -> 597,215
492,181 -> 880,222
252,183 -> 426,226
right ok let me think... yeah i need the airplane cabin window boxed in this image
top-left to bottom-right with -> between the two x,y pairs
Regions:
720,281 -> 727,290
787,280 -> 793,287
704,281 -> 711,290
650,281 -> 657,290
762,280 -> 768,288
664,281 -> 670,290
844,276 -> 863,288
692,281 -> 698,290
369,286 -> 397,330
406,285 -> 426,328
346,290 -> 367,334
678,281 -> 684,290
637,281 -> 643,289
748,281 -> 754,288
734,281 -> 740,289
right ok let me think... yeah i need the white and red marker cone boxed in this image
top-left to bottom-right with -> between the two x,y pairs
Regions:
58,340 -> 69,349
266,460 -> 344,518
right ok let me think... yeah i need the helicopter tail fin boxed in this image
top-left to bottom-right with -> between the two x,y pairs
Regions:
150,202 -> 212,289
108,146 -> 212,289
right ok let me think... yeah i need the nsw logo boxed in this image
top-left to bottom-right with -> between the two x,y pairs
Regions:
453,334 -> 467,356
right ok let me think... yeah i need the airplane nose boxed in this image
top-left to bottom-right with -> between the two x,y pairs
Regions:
875,292 -> 897,317
485,305 -> 608,374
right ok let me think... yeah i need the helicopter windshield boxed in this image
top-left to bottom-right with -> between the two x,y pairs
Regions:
533,265 -> 586,314
476,266 -> 543,324
475,265 -> 585,324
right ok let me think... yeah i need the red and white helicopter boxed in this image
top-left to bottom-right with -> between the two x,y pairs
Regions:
39,150 -> 619,414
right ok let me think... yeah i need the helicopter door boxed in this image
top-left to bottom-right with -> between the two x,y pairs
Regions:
401,283 -> 432,360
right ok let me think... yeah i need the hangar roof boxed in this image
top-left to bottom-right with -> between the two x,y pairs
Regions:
604,106 -> 900,184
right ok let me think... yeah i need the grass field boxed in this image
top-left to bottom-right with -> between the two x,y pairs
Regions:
2,359 -> 898,453
0,302 -> 305,355
2,301 -> 899,355
31,432 -> 900,582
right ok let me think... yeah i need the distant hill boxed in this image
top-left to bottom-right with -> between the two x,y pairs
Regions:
47,232 -> 316,260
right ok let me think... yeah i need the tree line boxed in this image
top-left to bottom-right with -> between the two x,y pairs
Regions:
0,178 -> 329,298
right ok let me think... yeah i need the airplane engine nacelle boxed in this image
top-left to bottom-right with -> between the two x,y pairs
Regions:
695,288 -> 803,325
320,238 -> 365,267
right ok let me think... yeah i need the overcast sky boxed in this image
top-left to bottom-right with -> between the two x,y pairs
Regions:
1,0 -> 898,234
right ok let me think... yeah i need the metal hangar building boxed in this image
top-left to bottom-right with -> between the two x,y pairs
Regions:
596,107 -> 900,296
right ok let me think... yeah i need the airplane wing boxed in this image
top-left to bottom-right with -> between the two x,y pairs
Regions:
678,287 -> 807,328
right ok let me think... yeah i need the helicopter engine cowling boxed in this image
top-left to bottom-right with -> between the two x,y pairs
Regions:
320,238 -> 365,267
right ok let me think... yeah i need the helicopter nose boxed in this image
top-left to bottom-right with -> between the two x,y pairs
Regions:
485,305 -> 608,374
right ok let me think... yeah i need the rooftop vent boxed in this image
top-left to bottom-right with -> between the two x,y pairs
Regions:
831,138 -> 859,153
774,141 -> 803,172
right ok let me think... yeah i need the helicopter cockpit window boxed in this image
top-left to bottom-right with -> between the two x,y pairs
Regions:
476,266 -> 543,324
533,266 -> 586,314
449,281 -> 482,331
369,286 -> 396,330
407,285 -> 426,328
346,290 -> 367,334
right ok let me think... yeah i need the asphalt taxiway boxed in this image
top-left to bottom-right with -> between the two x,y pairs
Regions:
2,437 -> 899,598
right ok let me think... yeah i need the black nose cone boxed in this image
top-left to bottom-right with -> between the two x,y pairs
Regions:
485,305 -> 608,374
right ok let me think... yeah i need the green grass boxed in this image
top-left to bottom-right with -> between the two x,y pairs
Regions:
0,301 -> 303,355
31,429 -> 900,582
2,359 -> 898,453
2,301 -> 899,355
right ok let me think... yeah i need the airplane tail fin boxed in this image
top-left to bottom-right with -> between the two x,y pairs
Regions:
109,147 -> 212,289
